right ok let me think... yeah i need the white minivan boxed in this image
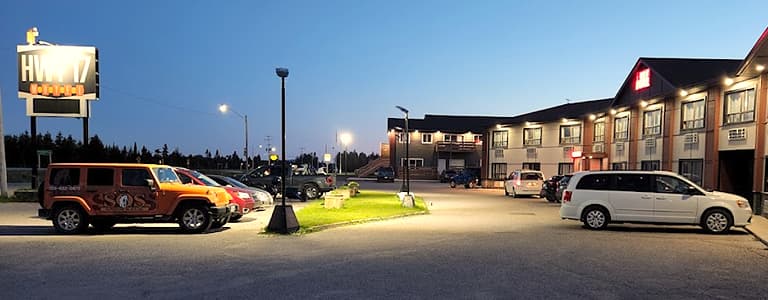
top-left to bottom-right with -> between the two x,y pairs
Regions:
504,170 -> 544,198
559,170 -> 752,233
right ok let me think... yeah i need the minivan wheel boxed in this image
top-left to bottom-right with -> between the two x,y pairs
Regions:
701,209 -> 732,234
449,181 -> 456,188
53,205 -> 89,234
504,187 -> 509,196
582,206 -> 609,230
178,205 -> 212,233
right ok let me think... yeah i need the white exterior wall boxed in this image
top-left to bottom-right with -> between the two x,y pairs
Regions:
638,103 -> 665,166
719,78 -> 759,151
610,111 -> 631,167
672,91 -> 708,173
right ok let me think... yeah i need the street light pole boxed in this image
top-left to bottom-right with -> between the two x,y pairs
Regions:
219,104 -> 249,172
395,105 -> 413,207
267,67 -> 299,234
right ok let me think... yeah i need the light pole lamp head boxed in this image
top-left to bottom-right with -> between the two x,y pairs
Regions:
340,132 -> 352,146
218,104 -> 229,113
396,105 -> 409,114
276,67 -> 289,78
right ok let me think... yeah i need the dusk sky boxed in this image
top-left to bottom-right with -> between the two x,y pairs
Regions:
1,1 -> 767,160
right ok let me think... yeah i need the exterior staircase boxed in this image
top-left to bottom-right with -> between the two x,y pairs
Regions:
355,158 -> 389,177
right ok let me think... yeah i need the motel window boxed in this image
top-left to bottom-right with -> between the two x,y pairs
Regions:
400,158 -> 424,168
444,134 -> 458,143
558,163 -> 574,175
491,163 -> 507,180
593,122 -> 605,143
611,162 -> 627,170
641,160 -> 660,171
681,99 -> 705,130
614,116 -> 629,141
523,128 -> 542,146
643,109 -> 661,137
679,159 -> 703,186
522,162 -> 541,171
474,135 -> 483,144
396,133 -> 408,144
421,133 -> 433,144
724,88 -> 755,124
560,125 -> 581,145
492,131 -> 508,148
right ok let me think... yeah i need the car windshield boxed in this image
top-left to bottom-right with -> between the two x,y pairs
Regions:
153,167 -> 180,183
191,170 -> 222,186
221,176 -> 250,189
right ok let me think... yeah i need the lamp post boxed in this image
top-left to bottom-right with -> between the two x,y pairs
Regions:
339,132 -> 352,175
396,106 -> 410,194
267,67 -> 299,234
219,104 -> 249,171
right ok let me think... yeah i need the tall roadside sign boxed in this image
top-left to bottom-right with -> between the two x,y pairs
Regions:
17,28 -> 99,188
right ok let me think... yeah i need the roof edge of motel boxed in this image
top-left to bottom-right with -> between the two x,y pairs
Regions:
611,57 -> 742,108
736,26 -> 768,77
387,98 -> 613,133
499,98 -> 613,125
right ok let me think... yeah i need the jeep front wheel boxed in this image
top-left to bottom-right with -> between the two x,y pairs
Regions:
53,205 -> 89,234
178,205 -> 212,233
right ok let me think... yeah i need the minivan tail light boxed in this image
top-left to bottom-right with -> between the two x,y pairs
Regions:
326,176 -> 334,185
563,191 -> 572,203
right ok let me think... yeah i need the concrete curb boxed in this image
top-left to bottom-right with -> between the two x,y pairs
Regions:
744,215 -> 768,247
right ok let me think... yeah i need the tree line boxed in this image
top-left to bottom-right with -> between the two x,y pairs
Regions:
4,131 -> 379,171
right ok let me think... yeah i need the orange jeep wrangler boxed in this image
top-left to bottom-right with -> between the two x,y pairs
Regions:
38,163 -> 235,234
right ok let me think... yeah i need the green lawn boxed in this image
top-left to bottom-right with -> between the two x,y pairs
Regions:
294,190 -> 428,233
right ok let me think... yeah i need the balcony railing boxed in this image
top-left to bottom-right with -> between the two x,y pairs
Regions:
436,141 -> 479,152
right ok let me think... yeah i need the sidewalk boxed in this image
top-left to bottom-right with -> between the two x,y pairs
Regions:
745,214 -> 768,246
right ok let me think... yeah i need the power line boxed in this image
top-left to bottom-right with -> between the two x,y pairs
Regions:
100,84 -> 219,117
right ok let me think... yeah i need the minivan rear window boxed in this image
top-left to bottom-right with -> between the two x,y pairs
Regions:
522,173 -> 543,180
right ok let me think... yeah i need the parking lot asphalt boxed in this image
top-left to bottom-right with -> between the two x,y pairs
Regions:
2,181 -> 768,299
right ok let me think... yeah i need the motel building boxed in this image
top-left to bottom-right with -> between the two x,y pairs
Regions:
385,27 -> 768,214
387,115 -> 508,180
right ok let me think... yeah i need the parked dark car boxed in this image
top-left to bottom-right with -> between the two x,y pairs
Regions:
439,169 -> 458,183
374,166 -> 395,183
239,163 -> 336,200
450,168 -> 481,189
553,174 -> 572,203
541,175 -> 565,202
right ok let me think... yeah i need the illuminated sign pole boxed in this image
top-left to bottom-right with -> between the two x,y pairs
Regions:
17,28 -> 99,188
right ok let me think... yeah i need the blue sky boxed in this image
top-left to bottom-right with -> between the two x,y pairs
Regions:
1,0 -> 767,159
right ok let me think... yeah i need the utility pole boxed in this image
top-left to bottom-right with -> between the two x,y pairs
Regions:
0,88 -> 8,197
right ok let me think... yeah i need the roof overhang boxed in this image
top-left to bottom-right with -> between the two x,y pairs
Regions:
736,27 -> 768,78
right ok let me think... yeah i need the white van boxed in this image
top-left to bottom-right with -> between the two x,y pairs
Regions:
559,170 -> 752,233
504,170 -> 544,198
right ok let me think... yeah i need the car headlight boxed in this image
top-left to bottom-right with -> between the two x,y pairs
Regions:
237,192 -> 251,199
253,191 -> 273,203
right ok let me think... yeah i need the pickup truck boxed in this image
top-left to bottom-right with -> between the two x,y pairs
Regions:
238,164 -> 336,200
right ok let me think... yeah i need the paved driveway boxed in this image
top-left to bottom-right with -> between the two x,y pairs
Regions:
1,181 -> 767,299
